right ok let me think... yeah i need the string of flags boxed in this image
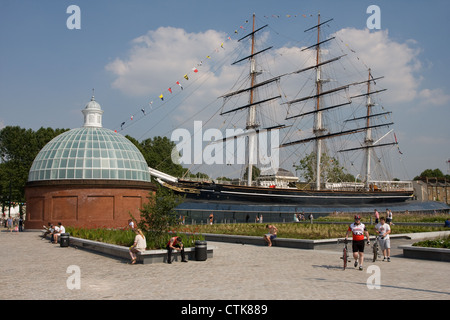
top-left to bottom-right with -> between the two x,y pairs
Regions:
263,14 -> 315,18
114,13 -> 318,132
394,133 -> 403,155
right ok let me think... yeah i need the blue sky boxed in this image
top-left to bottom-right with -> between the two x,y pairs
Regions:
1,0 -> 449,180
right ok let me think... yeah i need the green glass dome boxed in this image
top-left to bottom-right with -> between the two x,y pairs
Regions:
28,96 -> 150,182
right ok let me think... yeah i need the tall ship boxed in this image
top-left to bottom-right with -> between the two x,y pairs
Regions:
150,14 -> 414,205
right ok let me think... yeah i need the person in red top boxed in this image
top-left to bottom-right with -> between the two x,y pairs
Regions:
166,236 -> 188,264
345,215 -> 370,270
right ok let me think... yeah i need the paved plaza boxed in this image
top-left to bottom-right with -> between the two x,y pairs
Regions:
0,229 -> 449,301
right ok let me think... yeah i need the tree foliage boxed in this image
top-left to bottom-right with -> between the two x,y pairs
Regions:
414,168 -> 450,180
137,184 -> 185,248
0,126 -> 68,208
242,165 -> 260,181
126,135 -> 186,178
295,152 -> 354,183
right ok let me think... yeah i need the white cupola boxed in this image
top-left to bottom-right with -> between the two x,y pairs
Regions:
82,94 -> 104,128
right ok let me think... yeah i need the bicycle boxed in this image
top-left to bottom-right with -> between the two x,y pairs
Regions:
338,238 -> 351,270
372,236 -> 380,262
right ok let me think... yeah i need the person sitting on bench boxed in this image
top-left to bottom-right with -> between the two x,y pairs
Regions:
41,222 -> 54,240
52,222 -> 65,244
166,236 -> 188,264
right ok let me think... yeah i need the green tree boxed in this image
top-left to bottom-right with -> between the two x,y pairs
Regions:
187,171 -> 210,180
295,152 -> 354,183
126,135 -> 186,178
242,165 -> 260,181
414,168 -> 450,180
216,176 -> 232,181
0,126 -> 67,212
137,185 -> 185,249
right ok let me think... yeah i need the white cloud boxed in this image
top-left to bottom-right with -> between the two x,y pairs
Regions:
331,28 -> 421,104
418,88 -> 450,106
331,28 -> 449,109
105,27 -> 236,97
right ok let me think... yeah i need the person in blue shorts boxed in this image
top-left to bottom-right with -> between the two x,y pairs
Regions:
264,224 -> 278,247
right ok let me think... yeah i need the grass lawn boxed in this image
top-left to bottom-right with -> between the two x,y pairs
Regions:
316,212 -> 449,223
184,222 -> 449,240
65,213 -> 449,246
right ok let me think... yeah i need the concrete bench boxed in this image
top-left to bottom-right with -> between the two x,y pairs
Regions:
136,247 -> 214,264
64,236 -> 214,264
201,233 -> 316,249
399,245 -> 450,262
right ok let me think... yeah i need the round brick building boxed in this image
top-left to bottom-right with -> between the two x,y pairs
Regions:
25,95 -> 155,229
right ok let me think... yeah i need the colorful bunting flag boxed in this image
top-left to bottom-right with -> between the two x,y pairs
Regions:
159,94 -> 164,101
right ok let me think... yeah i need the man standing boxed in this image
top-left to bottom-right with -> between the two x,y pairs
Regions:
127,219 -> 135,230
166,236 -> 188,264
386,209 -> 393,225
209,213 -> 214,225
375,217 -> 391,262
18,216 -> 24,232
6,216 -> 13,232
345,215 -> 370,270
264,224 -> 278,247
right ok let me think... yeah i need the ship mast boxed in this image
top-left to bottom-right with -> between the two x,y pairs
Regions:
313,13 -> 326,190
280,14 -> 397,190
247,13 -> 258,186
364,68 -> 374,190
220,14 -> 278,186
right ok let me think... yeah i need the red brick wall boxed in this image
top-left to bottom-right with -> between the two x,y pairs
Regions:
25,180 -> 156,229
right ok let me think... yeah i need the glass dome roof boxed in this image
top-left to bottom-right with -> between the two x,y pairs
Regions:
28,127 -> 150,182
28,95 -> 150,182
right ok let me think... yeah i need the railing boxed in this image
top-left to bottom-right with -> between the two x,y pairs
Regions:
325,180 -> 414,192
173,207 -> 449,225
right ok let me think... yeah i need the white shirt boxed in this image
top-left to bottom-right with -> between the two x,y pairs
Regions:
375,222 -> 390,240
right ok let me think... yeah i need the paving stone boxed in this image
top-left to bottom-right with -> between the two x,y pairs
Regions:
0,230 -> 449,300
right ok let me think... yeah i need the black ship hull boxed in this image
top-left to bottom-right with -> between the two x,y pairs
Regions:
165,180 -> 413,206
